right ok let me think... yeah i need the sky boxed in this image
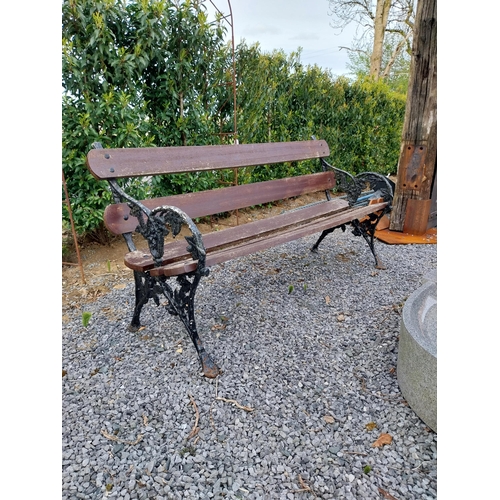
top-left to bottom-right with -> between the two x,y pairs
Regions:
206,0 -> 358,76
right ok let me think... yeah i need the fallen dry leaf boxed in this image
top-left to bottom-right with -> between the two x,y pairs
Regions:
372,433 -> 392,447
337,314 -> 345,322
365,422 -> 377,431
176,347 -> 183,354
336,253 -> 350,262
378,487 -> 399,500
113,284 -> 127,290
325,296 -> 331,305
211,324 -> 226,331
323,415 -> 335,424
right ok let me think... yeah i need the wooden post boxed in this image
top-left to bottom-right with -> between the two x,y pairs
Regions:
62,170 -> 86,283
389,0 -> 437,233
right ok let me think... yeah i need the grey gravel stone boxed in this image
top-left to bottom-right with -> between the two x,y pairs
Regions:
63,231 -> 437,499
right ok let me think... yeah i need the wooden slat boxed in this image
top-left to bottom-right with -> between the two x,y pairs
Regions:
87,140 -> 330,179
125,201 -> 389,275
125,198 -> 349,271
155,202 -> 389,276
104,171 -> 336,235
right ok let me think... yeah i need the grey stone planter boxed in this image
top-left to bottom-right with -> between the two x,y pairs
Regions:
397,271 -> 437,432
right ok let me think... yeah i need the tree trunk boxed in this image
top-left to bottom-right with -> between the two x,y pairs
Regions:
370,0 -> 391,80
381,31 -> 410,79
389,0 -> 437,232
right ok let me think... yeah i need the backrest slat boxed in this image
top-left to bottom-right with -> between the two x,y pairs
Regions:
87,140 -> 330,180
103,171 -> 335,235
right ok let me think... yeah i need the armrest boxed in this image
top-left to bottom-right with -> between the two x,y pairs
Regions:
136,205 -> 208,275
320,159 -> 394,207
106,178 -> 207,274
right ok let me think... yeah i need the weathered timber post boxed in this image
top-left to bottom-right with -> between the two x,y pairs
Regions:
389,0 -> 437,233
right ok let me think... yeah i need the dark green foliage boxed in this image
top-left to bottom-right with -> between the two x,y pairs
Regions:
325,76 -> 406,175
62,1 -> 405,238
62,0 -> 229,234
234,43 -> 405,177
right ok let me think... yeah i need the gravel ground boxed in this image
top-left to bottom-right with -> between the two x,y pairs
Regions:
62,230 -> 437,500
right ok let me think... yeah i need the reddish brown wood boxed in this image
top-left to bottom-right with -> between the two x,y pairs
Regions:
156,202 -> 388,276
374,227 -> 436,245
125,197 -> 349,271
87,140 -> 330,180
103,171 -> 336,235
402,199 -> 432,235
125,201 -> 388,275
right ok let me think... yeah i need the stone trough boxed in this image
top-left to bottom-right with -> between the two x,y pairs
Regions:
397,270 -> 437,432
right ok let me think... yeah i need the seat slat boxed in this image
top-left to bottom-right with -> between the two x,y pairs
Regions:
152,202 -> 388,276
125,197 -> 349,271
125,201 -> 388,275
87,140 -> 330,180
104,171 -> 336,235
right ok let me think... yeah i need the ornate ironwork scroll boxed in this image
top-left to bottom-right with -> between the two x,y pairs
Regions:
311,157 -> 394,269
320,159 -> 394,206
103,173 -> 220,378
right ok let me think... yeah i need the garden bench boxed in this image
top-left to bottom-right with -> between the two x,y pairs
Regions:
86,139 -> 393,378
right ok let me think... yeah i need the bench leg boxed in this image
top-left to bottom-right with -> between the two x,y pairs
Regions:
351,214 -> 386,270
127,270 -> 220,378
158,273 -> 221,379
128,271 -> 155,332
310,224 -> 346,253
311,215 -> 386,269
